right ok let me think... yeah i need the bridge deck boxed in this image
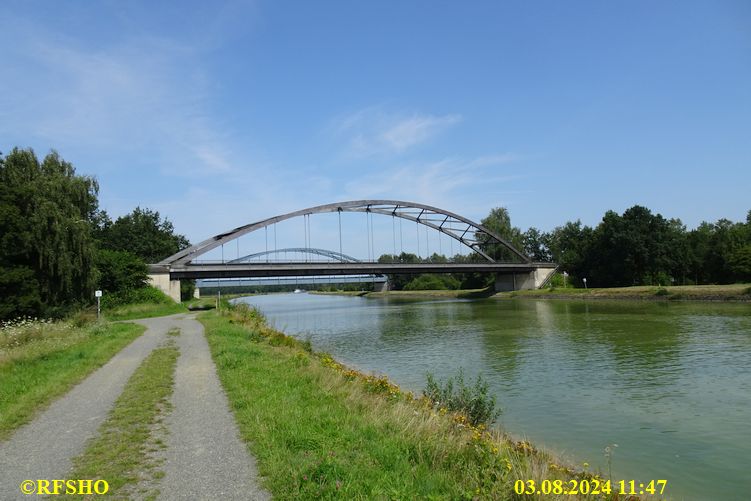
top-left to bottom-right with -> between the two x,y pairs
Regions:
151,262 -> 557,280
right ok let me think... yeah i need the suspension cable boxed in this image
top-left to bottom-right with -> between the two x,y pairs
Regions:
399,216 -> 403,256
426,223 -> 430,260
392,214 -> 396,259
365,211 -> 370,261
416,220 -> 420,259
370,211 -> 375,261
338,210 -> 343,257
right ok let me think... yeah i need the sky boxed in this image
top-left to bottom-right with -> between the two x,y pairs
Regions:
1,1 -> 750,259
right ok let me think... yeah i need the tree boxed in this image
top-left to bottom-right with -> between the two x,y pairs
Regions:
97,207 -> 189,263
477,207 -> 525,261
0,148 -> 99,318
523,227 -> 551,262
404,274 -> 460,290
379,252 -> 421,290
545,220 -> 593,285
94,249 -> 148,294
582,206 -> 682,287
728,245 -> 751,282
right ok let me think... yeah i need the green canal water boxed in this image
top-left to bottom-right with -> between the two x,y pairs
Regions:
236,293 -> 751,501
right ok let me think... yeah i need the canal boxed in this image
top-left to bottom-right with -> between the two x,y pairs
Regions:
236,293 -> 751,501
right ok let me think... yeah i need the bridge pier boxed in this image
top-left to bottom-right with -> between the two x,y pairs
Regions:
147,271 -> 182,303
378,279 -> 390,292
494,267 -> 556,292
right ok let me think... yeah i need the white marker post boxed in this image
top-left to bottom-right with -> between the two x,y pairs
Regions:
562,271 -> 568,288
95,290 -> 102,319
582,278 -> 588,290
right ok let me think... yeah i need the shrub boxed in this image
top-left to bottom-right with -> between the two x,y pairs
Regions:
100,286 -> 173,309
655,287 -> 669,296
70,310 -> 97,328
547,272 -> 566,288
404,274 -> 460,291
423,369 -> 500,426
95,249 -> 148,294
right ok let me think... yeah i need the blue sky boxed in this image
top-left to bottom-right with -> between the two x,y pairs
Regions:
1,1 -> 749,258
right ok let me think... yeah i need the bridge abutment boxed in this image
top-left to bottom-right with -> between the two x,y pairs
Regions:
494,267 -> 556,292
148,271 -> 182,303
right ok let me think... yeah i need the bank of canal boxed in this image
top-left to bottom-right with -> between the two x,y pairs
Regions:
236,293 -> 751,501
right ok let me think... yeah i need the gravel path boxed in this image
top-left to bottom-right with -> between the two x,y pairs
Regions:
157,315 -> 270,501
0,314 -> 270,501
0,315 -> 171,500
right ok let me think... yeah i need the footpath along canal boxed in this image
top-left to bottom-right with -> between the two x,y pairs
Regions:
237,293 -> 751,501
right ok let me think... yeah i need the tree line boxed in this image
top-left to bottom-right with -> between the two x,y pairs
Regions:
381,205 -> 751,290
517,205 -> 751,288
2,146 -> 749,317
1,148 -> 190,320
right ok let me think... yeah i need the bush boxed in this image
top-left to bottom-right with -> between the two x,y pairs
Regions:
404,274 -> 460,291
655,287 -> 669,296
95,249 -> 148,294
423,369 -> 500,426
70,309 -> 97,328
100,286 -> 173,309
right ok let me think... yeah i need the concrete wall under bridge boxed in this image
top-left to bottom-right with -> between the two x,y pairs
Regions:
494,267 -> 557,292
148,272 -> 182,303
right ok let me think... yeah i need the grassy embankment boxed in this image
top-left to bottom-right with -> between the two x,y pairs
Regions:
104,301 -> 187,321
201,305 -> 641,500
63,336 -> 180,500
331,283 -> 751,302
0,316 -> 144,440
507,283 -> 751,301
103,295 -> 219,321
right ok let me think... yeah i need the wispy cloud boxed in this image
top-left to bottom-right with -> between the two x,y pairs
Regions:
331,107 -> 462,157
337,154 -> 524,215
0,11 -> 243,178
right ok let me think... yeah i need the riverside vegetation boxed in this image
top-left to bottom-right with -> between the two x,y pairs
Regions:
0,284 -> 207,441
0,315 -> 144,439
201,302 -> 657,500
2,298 -> 664,499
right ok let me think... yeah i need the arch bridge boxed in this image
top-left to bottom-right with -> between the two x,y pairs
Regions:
148,200 -> 557,301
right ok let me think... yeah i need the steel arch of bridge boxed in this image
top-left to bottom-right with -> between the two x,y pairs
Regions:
159,200 -> 531,266
230,247 -> 362,263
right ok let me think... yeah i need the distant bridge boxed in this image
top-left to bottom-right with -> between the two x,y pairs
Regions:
198,275 -> 387,289
149,200 -> 556,301
229,247 -> 363,264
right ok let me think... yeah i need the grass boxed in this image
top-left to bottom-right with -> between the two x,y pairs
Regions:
336,283 -> 751,302
200,305 -> 638,500
104,301 -> 187,321
0,318 -> 144,440
507,283 -> 751,301
184,297 -> 217,311
63,341 -> 179,500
